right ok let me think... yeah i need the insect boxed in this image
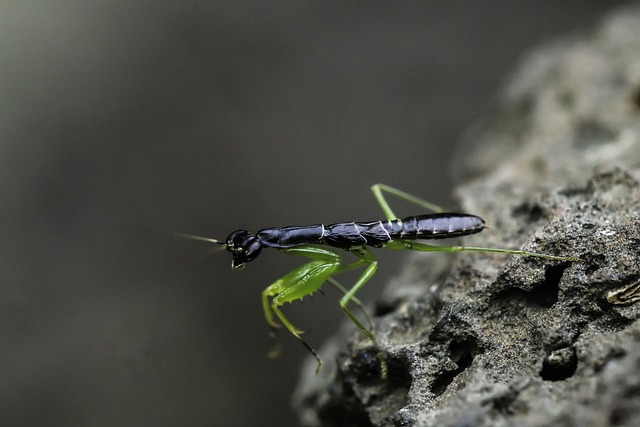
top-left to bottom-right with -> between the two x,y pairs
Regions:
177,184 -> 575,378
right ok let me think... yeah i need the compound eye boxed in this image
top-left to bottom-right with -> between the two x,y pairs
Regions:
225,230 -> 262,267
226,230 -> 251,251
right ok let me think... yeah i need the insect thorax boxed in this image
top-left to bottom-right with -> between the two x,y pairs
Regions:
257,225 -> 324,249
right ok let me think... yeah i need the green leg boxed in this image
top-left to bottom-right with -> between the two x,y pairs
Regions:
262,245 -> 342,373
371,183 -> 444,220
326,277 -> 374,330
262,259 -> 328,331
326,256 -> 375,327
338,247 -> 388,378
266,245 -> 389,376
385,240 -> 577,261
262,245 -> 346,329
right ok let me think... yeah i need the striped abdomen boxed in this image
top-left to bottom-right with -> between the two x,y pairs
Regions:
322,213 -> 486,249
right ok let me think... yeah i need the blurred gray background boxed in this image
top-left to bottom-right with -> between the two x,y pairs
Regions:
1,1 -> 629,426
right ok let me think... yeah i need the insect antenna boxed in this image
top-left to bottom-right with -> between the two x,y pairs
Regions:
171,232 -> 227,249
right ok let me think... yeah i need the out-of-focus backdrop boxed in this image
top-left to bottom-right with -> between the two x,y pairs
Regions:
1,1 -> 629,426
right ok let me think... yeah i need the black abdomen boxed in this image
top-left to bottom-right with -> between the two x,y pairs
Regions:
323,213 -> 485,249
385,213 -> 485,240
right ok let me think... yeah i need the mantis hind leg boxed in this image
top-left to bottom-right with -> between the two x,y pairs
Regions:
371,183 -> 444,220
385,240 -> 577,261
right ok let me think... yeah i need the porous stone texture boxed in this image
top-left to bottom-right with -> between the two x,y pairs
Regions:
293,4 -> 640,427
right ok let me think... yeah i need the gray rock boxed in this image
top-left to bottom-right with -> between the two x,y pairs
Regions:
293,4 -> 640,427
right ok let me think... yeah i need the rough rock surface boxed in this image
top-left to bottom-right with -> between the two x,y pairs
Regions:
293,4 -> 640,427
